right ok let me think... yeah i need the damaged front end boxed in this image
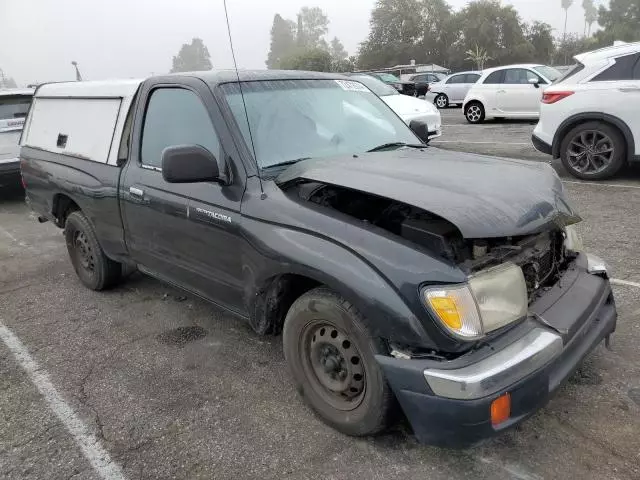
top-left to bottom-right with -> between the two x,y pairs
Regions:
283,178 -> 584,350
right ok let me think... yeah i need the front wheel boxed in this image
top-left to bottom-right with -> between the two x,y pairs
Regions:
283,287 -> 394,436
560,122 -> 626,180
464,102 -> 485,124
434,93 -> 449,109
65,211 -> 123,290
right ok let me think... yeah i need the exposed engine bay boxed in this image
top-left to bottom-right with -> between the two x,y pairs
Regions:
290,181 -> 572,302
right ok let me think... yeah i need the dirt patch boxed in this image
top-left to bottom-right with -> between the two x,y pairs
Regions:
157,326 -> 207,347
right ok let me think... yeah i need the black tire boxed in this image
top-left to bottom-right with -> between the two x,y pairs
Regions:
434,93 -> 449,109
464,101 -> 485,124
560,121 -> 626,180
283,287 -> 394,437
64,211 -> 122,290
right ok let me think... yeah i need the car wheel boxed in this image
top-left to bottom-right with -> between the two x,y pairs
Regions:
434,94 -> 449,109
283,287 -> 394,436
560,122 -> 626,180
64,210 -> 123,290
465,102 -> 485,124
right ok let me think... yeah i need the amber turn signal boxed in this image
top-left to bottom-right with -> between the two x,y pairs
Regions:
491,393 -> 511,426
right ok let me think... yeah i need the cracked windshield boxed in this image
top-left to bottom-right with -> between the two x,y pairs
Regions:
1,1 -> 639,479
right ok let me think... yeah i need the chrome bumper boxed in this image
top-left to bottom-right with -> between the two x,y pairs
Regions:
423,328 -> 562,399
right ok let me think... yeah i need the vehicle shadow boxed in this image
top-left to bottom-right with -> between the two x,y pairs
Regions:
0,185 -> 25,203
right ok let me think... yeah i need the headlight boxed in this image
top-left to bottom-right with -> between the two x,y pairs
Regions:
423,262 -> 528,340
564,224 -> 583,252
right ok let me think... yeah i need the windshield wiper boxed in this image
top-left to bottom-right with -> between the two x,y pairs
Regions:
367,142 -> 425,152
261,158 -> 311,170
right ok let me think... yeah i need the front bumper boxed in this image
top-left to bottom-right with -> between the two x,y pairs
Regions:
377,256 -> 616,447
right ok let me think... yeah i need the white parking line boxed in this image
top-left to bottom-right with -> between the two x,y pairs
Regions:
611,278 -> 640,289
0,321 -> 127,480
563,180 -> 640,190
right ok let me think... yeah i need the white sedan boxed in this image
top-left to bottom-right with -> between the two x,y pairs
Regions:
349,74 -> 442,140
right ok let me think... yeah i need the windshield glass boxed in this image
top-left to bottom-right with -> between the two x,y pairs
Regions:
350,75 -> 398,96
533,66 -> 562,82
0,96 -> 31,120
221,79 -> 417,169
375,73 -> 401,83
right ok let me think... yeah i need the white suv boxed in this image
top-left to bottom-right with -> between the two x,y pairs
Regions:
533,42 -> 640,180
463,64 -> 562,123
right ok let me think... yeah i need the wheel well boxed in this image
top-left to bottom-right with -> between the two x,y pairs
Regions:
552,116 -> 632,160
251,274 -> 321,336
52,194 -> 80,228
464,99 -> 483,111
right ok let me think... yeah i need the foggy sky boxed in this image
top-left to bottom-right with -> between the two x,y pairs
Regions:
1,0 -> 597,86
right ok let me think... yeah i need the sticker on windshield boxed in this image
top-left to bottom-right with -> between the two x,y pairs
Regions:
334,80 -> 369,92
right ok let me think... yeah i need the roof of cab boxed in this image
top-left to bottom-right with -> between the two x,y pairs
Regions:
173,69 -> 348,86
35,79 -> 143,98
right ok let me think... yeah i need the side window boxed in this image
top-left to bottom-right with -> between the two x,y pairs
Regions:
503,69 -> 540,84
465,74 -> 481,83
484,71 -> 504,84
447,75 -> 464,84
634,57 -> 640,80
592,53 -> 640,81
140,88 -> 221,169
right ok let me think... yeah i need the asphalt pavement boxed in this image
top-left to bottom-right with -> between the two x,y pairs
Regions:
1,114 -> 640,479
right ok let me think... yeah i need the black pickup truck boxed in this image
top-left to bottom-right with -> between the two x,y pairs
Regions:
20,70 -> 616,447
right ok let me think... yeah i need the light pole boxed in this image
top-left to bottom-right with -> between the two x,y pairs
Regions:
71,61 -> 83,81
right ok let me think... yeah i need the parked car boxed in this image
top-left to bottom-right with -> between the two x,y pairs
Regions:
348,74 -> 441,140
463,64 -> 562,123
21,71 -> 616,447
408,72 -> 446,97
532,41 -> 640,180
425,71 -> 482,108
368,72 -> 417,96
0,88 -> 33,188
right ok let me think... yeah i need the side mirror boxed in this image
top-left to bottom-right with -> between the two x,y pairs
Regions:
162,145 -> 221,183
409,119 -> 430,144
529,77 -> 540,88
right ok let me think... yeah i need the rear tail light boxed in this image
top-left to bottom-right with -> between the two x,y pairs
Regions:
542,91 -> 574,104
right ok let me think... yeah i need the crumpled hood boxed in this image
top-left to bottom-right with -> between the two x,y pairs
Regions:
277,148 -> 580,239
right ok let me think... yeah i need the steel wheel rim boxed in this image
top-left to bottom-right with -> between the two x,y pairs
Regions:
567,130 -> 615,175
74,231 -> 95,272
436,95 -> 446,108
467,105 -> 481,122
300,321 -> 366,411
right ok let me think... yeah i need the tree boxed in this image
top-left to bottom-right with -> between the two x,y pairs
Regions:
584,0 -> 598,37
450,0 -> 534,69
594,0 -> 640,46
525,21 -> 555,64
553,33 -> 595,65
297,7 -> 329,49
329,37 -> 348,61
358,0 -> 425,69
561,0 -> 574,43
0,70 -> 18,88
420,0 -> 456,68
280,48 -> 333,72
266,14 -> 297,68
170,38 -> 212,73
465,45 -> 492,70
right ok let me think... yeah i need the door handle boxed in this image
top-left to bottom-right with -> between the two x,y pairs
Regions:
497,89 -> 507,94
129,187 -> 144,198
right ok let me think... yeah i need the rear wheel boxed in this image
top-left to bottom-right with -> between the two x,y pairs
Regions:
465,102 -> 485,124
65,211 -> 123,290
434,94 -> 449,109
283,287 -> 394,436
560,122 -> 626,180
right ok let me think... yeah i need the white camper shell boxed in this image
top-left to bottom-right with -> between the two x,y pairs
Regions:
22,80 -> 143,166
